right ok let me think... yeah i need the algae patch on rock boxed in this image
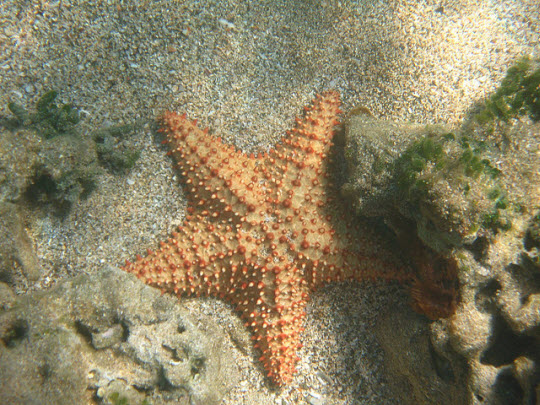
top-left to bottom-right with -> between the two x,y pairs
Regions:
341,58 -> 540,405
1,90 -> 143,217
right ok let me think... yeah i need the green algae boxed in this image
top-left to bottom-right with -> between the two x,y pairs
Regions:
395,128 -> 512,234
108,392 -> 129,405
395,134 -> 446,199
476,56 -> 540,123
8,90 -> 80,138
5,90 -> 142,215
93,124 -> 142,174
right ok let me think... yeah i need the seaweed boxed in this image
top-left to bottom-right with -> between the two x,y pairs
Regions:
4,90 -> 142,216
92,124 -> 142,174
476,56 -> 540,123
8,90 -> 80,137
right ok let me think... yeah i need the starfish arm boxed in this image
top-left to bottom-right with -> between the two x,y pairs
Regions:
271,91 -> 341,168
123,215 -> 241,297
160,112 -> 268,222
235,264 -> 309,385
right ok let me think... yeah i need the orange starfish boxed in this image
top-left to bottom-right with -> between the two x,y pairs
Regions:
123,91 -> 409,385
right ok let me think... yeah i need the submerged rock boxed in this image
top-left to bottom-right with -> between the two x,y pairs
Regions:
0,266 -> 239,405
0,202 -> 41,284
342,66 -> 540,403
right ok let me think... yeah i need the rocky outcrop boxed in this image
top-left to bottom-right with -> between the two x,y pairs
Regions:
0,265 -> 238,405
341,64 -> 540,404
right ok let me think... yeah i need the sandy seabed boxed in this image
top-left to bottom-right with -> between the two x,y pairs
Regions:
0,1 -> 538,403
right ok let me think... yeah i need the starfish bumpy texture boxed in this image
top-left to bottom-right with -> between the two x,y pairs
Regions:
124,91 -> 409,385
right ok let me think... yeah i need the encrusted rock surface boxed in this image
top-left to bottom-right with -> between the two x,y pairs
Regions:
0,121 -> 103,216
0,202 -> 41,284
0,265 -> 238,405
342,87 -> 540,404
0,128 -> 41,203
374,302 -> 469,405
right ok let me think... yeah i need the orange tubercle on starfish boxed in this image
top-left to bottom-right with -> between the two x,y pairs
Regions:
123,91 -> 410,385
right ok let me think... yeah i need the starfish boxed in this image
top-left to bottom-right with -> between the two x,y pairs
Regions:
123,91 -> 409,385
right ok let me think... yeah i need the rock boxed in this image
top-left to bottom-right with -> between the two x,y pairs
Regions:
0,201 -> 42,283
0,311 -> 88,404
375,303 -> 468,405
342,61 -> 540,404
95,379 -> 146,405
0,282 -> 15,310
341,112 -> 445,219
1,103 -> 104,216
0,266 -> 239,405
27,132 -> 102,215
0,128 -> 40,202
